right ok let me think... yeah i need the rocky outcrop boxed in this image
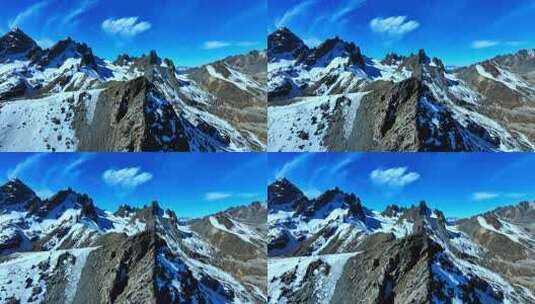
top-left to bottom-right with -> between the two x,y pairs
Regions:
268,27 -> 309,61
0,179 -> 267,303
268,29 -> 535,152
268,178 -> 306,206
0,28 -> 41,61
0,29 -> 266,152
73,232 -> 159,304
332,233 -> 439,304
74,77 -> 190,151
0,179 -> 41,211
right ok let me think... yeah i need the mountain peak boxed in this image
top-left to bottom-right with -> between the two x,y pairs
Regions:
268,27 -> 308,60
114,53 -> 132,66
382,52 -> 403,65
303,36 -> 365,68
383,204 -> 403,216
148,50 -> 161,65
268,178 -> 306,206
0,27 -> 39,58
38,37 -> 97,68
0,178 -> 33,193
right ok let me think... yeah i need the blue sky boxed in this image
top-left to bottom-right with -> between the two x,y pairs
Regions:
0,153 -> 267,218
269,0 -> 535,66
0,0 -> 266,66
269,153 -> 535,218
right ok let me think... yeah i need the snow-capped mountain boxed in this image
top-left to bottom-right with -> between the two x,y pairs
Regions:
0,179 -> 267,303
0,28 -> 266,152
268,178 -> 535,303
268,27 -> 535,152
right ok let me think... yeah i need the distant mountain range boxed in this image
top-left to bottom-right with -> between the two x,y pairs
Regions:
0,179 -> 267,303
268,27 -> 535,152
0,28 -> 267,152
268,178 -> 535,303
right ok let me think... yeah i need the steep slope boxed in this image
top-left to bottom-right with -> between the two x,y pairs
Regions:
0,179 -> 267,303
267,179 -> 535,303
0,28 -> 266,152
267,27 -> 535,152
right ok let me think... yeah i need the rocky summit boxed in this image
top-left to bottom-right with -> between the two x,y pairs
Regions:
268,178 -> 535,303
0,28 -> 267,152
0,179 -> 267,303
267,27 -> 535,152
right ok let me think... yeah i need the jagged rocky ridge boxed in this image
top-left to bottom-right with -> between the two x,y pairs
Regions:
268,27 -> 535,152
268,178 -> 535,303
0,28 -> 267,151
0,179 -> 267,303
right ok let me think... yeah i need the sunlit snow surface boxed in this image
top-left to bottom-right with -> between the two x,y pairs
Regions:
0,247 -> 96,304
0,90 -> 102,152
268,252 -> 359,304
268,92 -> 367,152
0,45 -> 265,152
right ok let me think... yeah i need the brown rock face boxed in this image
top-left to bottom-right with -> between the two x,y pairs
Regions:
331,233 -> 439,304
0,28 -> 40,59
268,27 -> 309,60
74,77 -> 190,151
343,78 -> 421,151
72,232 -> 159,304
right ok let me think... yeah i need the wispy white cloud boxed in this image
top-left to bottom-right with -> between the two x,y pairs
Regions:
471,40 -> 499,49
275,0 -> 317,28
102,17 -> 152,37
329,0 -> 366,23
473,191 -> 528,201
63,0 -> 99,24
473,192 -> 500,201
7,154 -> 45,180
202,40 -> 258,50
203,40 -> 231,49
204,191 -> 259,201
205,192 -> 232,201
370,167 -> 420,188
9,1 -> 49,28
331,155 -> 359,174
62,155 -> 92,179
471,40 -> 529,49
102,167 -> 153,188
370,16 -> 420,36
275,154 -> 313,179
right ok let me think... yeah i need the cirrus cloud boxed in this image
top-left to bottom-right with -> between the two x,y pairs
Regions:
202,40 -> 258,50
275,0 -> 317,28
473,192 -> 499,201
102,167 -> 153,188
203,40 -> 231,49
370,167 -> 420,187
370,16 -> 420,36
473,191 -> 528,201
8,1 -> 49,29
205,192 -> 232,201
101,17 -> 152,37
471,40 -> 499,49
204,192 -> 259,201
